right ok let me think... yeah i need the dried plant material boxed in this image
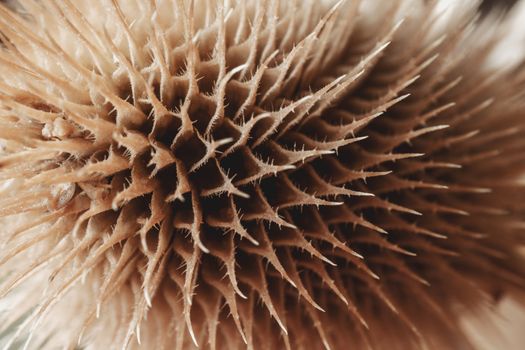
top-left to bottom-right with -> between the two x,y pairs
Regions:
0,0 -> 524,349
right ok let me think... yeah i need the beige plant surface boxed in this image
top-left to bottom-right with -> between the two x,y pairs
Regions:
0,0 -> 524,349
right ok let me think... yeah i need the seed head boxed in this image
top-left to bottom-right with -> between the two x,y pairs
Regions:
0,1 -> 524,349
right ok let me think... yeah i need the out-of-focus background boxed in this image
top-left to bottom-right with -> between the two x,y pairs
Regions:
463,298 -> 525,350
430,2 -> 525,349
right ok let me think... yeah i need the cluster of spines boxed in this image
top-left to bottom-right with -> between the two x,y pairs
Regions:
0,1 -> 524,349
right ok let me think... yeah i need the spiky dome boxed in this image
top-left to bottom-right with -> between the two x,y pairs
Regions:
0,0 -> 525,349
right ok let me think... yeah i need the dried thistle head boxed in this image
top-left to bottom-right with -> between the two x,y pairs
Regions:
0,0 -> 524,349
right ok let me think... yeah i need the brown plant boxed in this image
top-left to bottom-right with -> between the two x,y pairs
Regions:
0,1 -> 524,349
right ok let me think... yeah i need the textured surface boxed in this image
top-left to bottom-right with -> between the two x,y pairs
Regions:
0,0 -> 524,349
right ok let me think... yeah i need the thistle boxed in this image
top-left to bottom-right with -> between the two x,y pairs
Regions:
0,0 -> 524,349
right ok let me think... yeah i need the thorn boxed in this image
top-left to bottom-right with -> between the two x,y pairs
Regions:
474,187 -> 492,193
376,227 -> 388,234
353,191 -> 375,197
187,321 -> 199,347
144,290 -> 152,307
354,135 -> 369,142
215,137 -> 234,147
432,124 -> 450,131
235,288 -> 248,299
321,256 -> 337,267
369,270 -> 380,280
445,163 -> 462,168
313,303 -> 326,313
235,190 -> 251,199
288,223 -> 298,229
351,251 -> 364,259
276,318 -> 288,335
393,18 -> 406,32
197,240 -> 210,254
408,209 -> 423,216
136,325 -> 142,345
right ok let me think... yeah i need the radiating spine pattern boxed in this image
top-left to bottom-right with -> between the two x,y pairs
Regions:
0,1 -> 524,349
